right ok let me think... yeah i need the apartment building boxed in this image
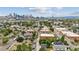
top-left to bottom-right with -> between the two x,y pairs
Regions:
39,26 -> 55,40
54,27 -> 79,43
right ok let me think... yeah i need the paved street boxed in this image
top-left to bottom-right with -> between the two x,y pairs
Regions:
0,37 -> 17,51
35,32 -> 41,51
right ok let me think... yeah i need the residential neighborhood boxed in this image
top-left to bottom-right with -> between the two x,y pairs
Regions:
0,19 -> 79,51
0,7 -> 79,51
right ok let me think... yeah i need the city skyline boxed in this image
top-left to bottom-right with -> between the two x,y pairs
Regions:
0,7 -> 79,17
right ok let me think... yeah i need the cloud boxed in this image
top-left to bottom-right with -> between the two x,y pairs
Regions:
55,7 -> 63,10
56,7 -> 63,11
29,7 -> 52,14
29,7 -> 79,17
28,7 -> 56,17
70,12 -> 79,16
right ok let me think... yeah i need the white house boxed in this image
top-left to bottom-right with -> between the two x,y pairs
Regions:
52,41 -> 67,51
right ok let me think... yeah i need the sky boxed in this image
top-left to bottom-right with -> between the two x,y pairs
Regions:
0,7 -> 79,17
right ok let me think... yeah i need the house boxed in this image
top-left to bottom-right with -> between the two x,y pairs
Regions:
52,41 -> 67,51
27,29 -> 34,33
24,29 -> 34,39
54,27 -> 68,38
24,32 -> 33,39
72,23 -> 79,27
11,25 -> 20,28
41,44 -> 47,49
10,25 -> 21,31
40,26 -> 50,33
0,23 -> 3,28
54,21 -> 63,25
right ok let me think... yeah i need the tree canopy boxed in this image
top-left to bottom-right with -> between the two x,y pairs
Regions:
16,43 -> 32,51
16,36 -> 24,42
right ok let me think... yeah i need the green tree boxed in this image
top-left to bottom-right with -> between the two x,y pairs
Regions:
16,43 -> 32,51
39,38 -> 54,48
64,41 -> 69,45
74,48 -> 79,51
16,36 -> 24,42
39,47 -> 46,51
1,28 -> 12,36
60,35 -> 65,42
32,31 -> 36,39
16,45 -> 22,51
50,27 -> 54,32
2,36 -> 9,44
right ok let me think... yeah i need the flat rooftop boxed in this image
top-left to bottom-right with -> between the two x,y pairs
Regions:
27,29 -> 34,32
55,28 -> 68,31
40,26 -> 50,31
40,33 -> 54,37
40,29 -> 50,32
61,31 -> 79,38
